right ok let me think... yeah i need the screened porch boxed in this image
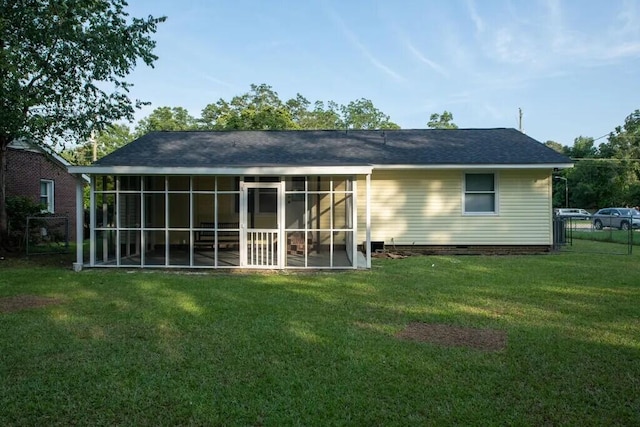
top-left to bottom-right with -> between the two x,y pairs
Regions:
87,174 -> 365,269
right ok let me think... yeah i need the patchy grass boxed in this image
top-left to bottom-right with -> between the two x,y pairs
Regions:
571,229 -> 639,246
1,251 -> 639,425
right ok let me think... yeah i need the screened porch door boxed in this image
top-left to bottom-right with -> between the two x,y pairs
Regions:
241,182 -> 283,268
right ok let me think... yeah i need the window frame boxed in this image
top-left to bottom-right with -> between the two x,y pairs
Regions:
40,179 -> 55,213
462,172 -> 498,215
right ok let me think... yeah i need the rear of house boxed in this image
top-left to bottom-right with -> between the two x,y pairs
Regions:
67,129 -> 572,270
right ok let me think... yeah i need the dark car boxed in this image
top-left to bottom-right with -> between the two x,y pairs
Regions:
592,208 -> 640,230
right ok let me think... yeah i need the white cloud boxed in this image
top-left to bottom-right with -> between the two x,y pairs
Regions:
404,40 -> 449,78
466,0 -> 485,34
323,4 -> 404,82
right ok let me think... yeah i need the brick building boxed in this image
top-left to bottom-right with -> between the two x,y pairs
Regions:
6,140 -> 86,240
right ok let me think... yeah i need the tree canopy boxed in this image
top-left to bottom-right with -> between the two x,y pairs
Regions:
137,83 -> 399,132
0,0 -> 165,248
427,110 -> 458,129
197,84 -> 399,131
62,124 -> 134,166
136,106 -> 197,134
553,111 -> 640,209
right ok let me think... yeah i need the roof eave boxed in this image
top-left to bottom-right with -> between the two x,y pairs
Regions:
67,165 -> 375,175
371,163 -> 574,170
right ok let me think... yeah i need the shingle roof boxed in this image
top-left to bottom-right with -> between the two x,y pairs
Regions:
94,128 -> 571,168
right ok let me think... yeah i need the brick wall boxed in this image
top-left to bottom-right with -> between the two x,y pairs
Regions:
6,147 -> 81,240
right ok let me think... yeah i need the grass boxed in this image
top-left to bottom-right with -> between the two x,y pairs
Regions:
571,228 -> 639,246
1,250 -> 639,425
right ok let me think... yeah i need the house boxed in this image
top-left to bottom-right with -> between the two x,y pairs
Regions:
6,140 -> 86,242
67,129 -> 572,270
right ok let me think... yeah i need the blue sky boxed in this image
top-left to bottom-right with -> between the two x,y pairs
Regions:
124,0 -> 640,146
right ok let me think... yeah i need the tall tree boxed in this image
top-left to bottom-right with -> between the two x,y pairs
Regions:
544,140 -> 565,154
427,110 -> 458,129
0,0 -> 165,248
200,84 -> 295,130
136,106 -> 197,135
566,136 -> 598,159
341,99 -> 399,130
198,84 -> 398,131
62,124 -> 134,165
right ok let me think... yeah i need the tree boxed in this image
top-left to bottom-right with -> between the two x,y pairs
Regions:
341,99 -> 399,130
566,136 -> 598,159
200,84 -> 295,130
62,124 -> 134,165
136,106 -> 197,135
199,83 -> 399,131
427,110 -> 458,129
544,140 -> 565,154
0,0 -> 165,248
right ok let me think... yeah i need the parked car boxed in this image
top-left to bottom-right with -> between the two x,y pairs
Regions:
591,208 -> 640,230
555,208 -> 591,219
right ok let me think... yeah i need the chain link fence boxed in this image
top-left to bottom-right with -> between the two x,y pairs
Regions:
26,216 -> 70,256
553,216 -> 635,255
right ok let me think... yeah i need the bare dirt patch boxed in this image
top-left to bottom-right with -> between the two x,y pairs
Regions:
396,322 -> 507,351
0,295 -> 63,313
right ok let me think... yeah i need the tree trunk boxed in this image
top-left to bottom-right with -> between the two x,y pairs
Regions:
0,136 -> 9,251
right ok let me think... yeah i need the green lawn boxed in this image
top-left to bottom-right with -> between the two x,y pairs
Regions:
1,251 -> 639,425
571,229 -> 638,247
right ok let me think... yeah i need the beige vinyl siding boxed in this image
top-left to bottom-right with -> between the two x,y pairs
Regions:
357,169 -> 552,245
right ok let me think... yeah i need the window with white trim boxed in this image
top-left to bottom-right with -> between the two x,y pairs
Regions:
464,173 -> 496,214
40,179 -> 55,213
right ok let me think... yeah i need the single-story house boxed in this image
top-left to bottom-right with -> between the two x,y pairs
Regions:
67,128 -> 572,270
6,139 -> 86,241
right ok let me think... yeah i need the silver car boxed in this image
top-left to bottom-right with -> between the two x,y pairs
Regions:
592,208 -> 640,230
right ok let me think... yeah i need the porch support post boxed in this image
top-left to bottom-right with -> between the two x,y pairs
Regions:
73,177 -> 84,272
366,172 -> 371,269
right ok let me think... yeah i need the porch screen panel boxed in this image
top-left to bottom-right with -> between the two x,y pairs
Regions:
144,230 -> 165,265
144,176 -> 165,191
193,176 -> 215,191
193,194 -> 215,225
285,176 -> 355,268
118,189 -> 141,266
94,230 -> 116,264
95,193 -> 116,228
168,193 -> 189,228
119,230 -> 141,266
169,231 -> 189,265
144,193 -> 165,228
168,176 -> 189,191
332,231 -> 351,267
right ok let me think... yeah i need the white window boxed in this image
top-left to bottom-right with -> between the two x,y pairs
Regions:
40,179 -> 55,213
464,173 -> 496,214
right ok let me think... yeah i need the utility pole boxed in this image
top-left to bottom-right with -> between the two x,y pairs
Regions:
91,130 -> 97,162
518,108 -> 524,133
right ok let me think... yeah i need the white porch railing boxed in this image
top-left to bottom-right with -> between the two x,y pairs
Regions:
247,229 -> 278,267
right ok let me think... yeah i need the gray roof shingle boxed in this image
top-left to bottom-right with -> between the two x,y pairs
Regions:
94,128 -> 571,168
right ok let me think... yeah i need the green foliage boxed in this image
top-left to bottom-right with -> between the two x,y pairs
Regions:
0,0 -> 165,247
5,195 -> 45,248
0,0 -> 165,145
427,110 -> 458,129
544,140 -> 564,153
135,106 -> 198,135
200,84 -> 296,130
61,124 -> 134,165
196,83 -> 398,131
341,98 -> 400,130
555,114 -> 640,209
